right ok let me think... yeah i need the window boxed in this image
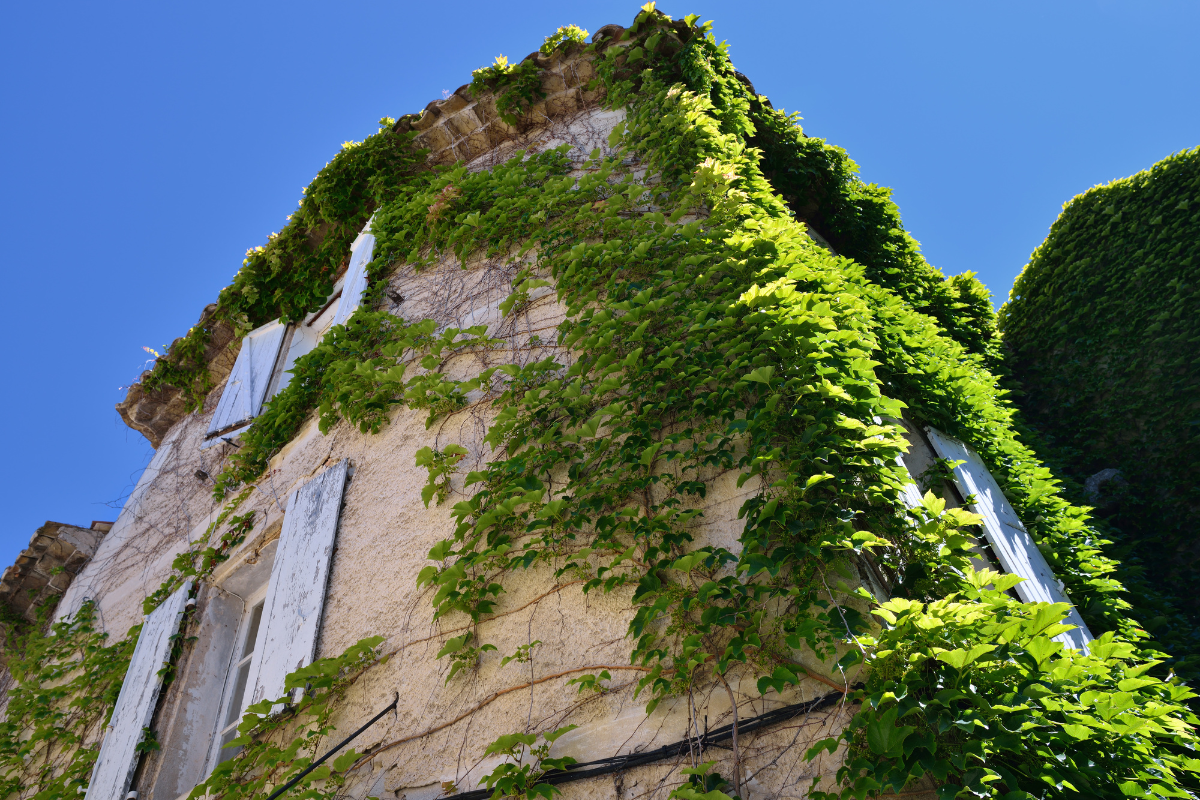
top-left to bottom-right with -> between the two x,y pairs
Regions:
203,320 -> 288,448
330,217 -> 376,328
923,425 -> 1094,652
204,459 -> 349,772
84,582 -> 193,800
211,594 -> 265,767
201,216 -> 376,451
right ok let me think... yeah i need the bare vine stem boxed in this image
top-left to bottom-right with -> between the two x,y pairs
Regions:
349,664 -> 650,772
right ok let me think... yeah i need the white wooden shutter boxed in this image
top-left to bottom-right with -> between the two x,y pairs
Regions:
206,320 -> 287,438
925,427 -> 1093,651
895,458 -> 925,510
331,217 -> 377,328
242,460 -> 349,709
85,582 -> 192,800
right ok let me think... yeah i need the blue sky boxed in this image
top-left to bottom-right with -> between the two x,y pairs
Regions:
1,1 -> 1196,567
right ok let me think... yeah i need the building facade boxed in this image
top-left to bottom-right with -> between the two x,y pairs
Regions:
5,9 -> 1188,800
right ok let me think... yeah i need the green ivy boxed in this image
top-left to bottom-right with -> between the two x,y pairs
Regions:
540,25 -> 590,56
469,56 -> 548,128
999,147 -> 1200,683
20,7 -> 1194,800
186,636 -> 385,800
808,499 -> 1199,799
140,118 -> 426,411
477,725 -> 579,800
0,603 -> 139,798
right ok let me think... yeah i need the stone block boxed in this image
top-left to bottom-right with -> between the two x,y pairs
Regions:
569,57 -> 596,86
484,121 -> 514,149
540,70 -> 568,95
447,108 -> 483,139
415,123 -> 453,153
462,131 -> 492,161
411,106 -> 441,133
63,550 -> 91,574
545,91 -> 579,118
37,553 -> 66,575
437,94 -> 469,115
591,24 -> 624,43
581,86 -> 605,106
58,525 -> 104,558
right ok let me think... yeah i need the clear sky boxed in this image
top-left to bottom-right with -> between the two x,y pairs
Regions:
1,1 -> 1196,567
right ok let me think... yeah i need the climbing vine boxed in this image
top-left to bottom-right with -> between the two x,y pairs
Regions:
185,636 -> 386,800
206,5 -> 1197,796
139,116 -> 427,411
999,147 -> 1200,682
0,603 -> 139,799
18,6 -> 1197,800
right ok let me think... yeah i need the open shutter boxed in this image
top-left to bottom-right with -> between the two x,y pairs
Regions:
925,427 -> 1093,652
895,458 -> 925,510
330,218 -> 377,329
85,582 -> 192,800
242,460 -> 349,709
206,320 -> 287,438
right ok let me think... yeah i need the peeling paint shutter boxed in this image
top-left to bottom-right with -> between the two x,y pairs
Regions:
925,427 -> 1093,652
206,320 -> 287,438
331,217 -> 377,329
242,460 -> 349,710
895,460 -> 925,510
85,582 -> 192,800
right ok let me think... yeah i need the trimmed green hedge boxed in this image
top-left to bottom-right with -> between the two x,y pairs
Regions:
999,146 -> 1200,679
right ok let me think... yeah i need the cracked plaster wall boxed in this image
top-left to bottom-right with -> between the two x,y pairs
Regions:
56,78 -> 914,800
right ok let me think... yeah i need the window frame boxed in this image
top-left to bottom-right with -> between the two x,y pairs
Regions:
207,584 -> 268,772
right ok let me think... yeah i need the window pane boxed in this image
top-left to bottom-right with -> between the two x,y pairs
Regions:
223,661 -> 252,727
217,727 -> 243,764
242,602 -> 264,658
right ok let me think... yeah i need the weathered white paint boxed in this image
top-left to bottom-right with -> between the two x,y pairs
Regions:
70,105 -> 863,800
53,437 -> 181,626
199,423 -> 251,451
205,320 -> 287,438
242,460 -> 349,709
895,454 -> 925,510
85,581 -> 192,800
925,427 -> 1093,652
330,217 -> 377,329
266,278 -> 346,408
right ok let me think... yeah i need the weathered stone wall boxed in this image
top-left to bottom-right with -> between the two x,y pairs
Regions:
117,304 -> 239,448
0,522 -> 107,626
57,63 -> 900,800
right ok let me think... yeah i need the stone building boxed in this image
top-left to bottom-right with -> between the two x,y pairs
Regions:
5,9 -> 1179,800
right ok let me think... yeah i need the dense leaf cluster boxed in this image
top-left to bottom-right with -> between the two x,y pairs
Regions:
745,93 -> 1002,369
810,497 -> 1199,799
999,148 -> 1200,681
0,603 -> 139,798
19,7 -> 1196,799
186,636 -> 386,800
140,118 -> 425,410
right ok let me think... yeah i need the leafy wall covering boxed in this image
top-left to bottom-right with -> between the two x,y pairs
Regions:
999,147 -> 1200,681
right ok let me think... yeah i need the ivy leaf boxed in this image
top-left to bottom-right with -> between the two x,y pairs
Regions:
866,707 -> 915,758
1060,723 -> 1091,740
935,644 -> 996,670
332,748 -> 361,772
543,724 -> 579,743
804,473 -> 834,492
746,366 -> 775,384
437,633 -> 472,659
428,539 -> 454,561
